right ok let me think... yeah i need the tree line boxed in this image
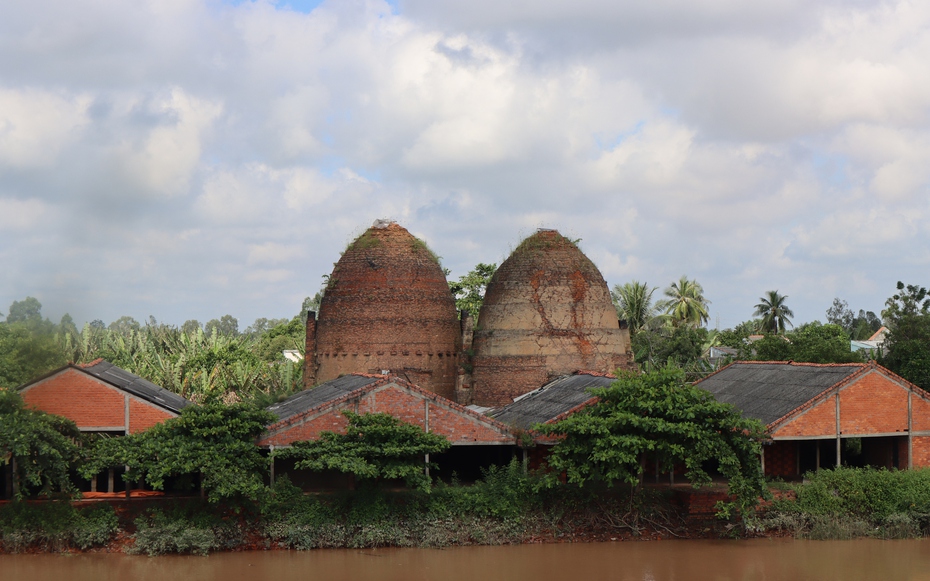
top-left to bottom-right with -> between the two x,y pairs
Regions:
0,297 -> 312,405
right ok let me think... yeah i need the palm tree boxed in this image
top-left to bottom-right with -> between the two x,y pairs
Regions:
656,276 -> 711,328
754,290 -> 794,334
611,281 -> 657,335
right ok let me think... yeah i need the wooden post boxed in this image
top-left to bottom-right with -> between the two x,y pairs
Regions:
125,465 -> 131,499
815,441 -> 821,471
108,468 -> 114,493
760,446 -> 766,477
91,474 -> 97,493
199,472 -> 205,499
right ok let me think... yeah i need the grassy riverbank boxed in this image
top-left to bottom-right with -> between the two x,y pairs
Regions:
756,467 -> 930,540
1,461 -> 709,555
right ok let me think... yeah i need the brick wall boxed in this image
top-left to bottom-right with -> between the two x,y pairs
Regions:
128,399 -> 174,434
764,440 -> 797,477
20,367 -> 176,433
260,381 -> 513,447
773,395 -> 837,438
839,371 -> 908,434
21,368 -> 125,428
913,436 -> 930,468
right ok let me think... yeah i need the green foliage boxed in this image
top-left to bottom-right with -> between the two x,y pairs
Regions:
129,506 -> 228,556
275,412 -> 451,492
449,263 -> 497,320
6,297 -> 43,325
0,501 -> 117,552
631,323 -> 709,375
656,276 -> 710,328
744,322 -> 864,364
0,388 -> 80,499
81,403 -> 276,502
611,281 -> 657,335
538,367 -> 768,515
880,282 -> 930,389
760,467 -> 930,540
754,290 -> 794,334
826,298 -> 883,340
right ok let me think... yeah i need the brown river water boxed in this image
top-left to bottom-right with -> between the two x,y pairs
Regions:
3,539 -> 930,581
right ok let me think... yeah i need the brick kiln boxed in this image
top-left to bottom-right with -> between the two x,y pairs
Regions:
461,229 -> 634,407
304,220 -> 462,400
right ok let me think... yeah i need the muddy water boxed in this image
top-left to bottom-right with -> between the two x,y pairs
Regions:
3,539 -> 930,581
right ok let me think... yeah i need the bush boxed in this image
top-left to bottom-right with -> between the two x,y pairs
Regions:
761,467 -> 930,540
0,501 -> 118,552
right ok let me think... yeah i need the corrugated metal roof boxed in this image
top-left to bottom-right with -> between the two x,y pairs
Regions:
266,374 -> 383,421
489,373 -> 616,429
695,362 -> 864,425
81,360 -> 191,414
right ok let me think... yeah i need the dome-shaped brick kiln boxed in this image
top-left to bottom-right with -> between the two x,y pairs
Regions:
465,229 -> 633,406
304,220 -> 461,399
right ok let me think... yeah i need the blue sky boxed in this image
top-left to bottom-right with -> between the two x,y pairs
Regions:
1,0 -> 928,331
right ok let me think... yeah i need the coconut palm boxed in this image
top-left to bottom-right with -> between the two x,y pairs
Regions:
754,290 -> 794,334
611,281 -> 657,335
656,276 -> 711,328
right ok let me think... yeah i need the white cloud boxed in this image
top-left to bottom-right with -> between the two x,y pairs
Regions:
0,88 -> 90,167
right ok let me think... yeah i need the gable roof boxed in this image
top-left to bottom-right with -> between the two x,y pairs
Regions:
266,374 -> 383,421
78,360 -> 191,414
489,372 -> 616,429
694,361 -> 866,425
262,374 -> 515,446
20,359 -> 191,414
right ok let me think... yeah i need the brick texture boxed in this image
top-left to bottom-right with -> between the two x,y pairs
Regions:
21,369 -> 126,428
259,379 -> 514,447
773,395 -> 837,438
839,370 -> 908,434
20,367 -> 176,432
306,222 -> 460,400
468,230 -> 634,406
913,436 -> 930,468
763,441 -> 797,477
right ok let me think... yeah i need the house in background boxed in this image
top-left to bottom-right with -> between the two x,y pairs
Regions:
18,358 -> 191,493
695,361 -> 930,478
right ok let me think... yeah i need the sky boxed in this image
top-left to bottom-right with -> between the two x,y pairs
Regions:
2,0 -> 929,331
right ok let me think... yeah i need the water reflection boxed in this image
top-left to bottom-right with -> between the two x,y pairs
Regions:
3,539 -> 930,581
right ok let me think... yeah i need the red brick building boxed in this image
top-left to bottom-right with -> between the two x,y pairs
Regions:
17,359 -> 191,495
695,361 -> 930,477
260,374 -> 517,485
464,229 -> 635,407
304,221 -> 462,400
19,359 -> 190,435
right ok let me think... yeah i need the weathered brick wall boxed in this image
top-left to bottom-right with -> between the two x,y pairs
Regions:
912,436 -> 930,468
20,367 -> 176,432
468,230 -> 634,407
21,368 -> 125,428
839,371 -> 908,434
470,354 -> 548,407
128,399 -> 174,434
912,395 -> 930,431
772,395 -> 837,438
308,222 -> 460,400
259,382 -> 513,447
764,440 -> 797,477
774,371 -> 917,440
